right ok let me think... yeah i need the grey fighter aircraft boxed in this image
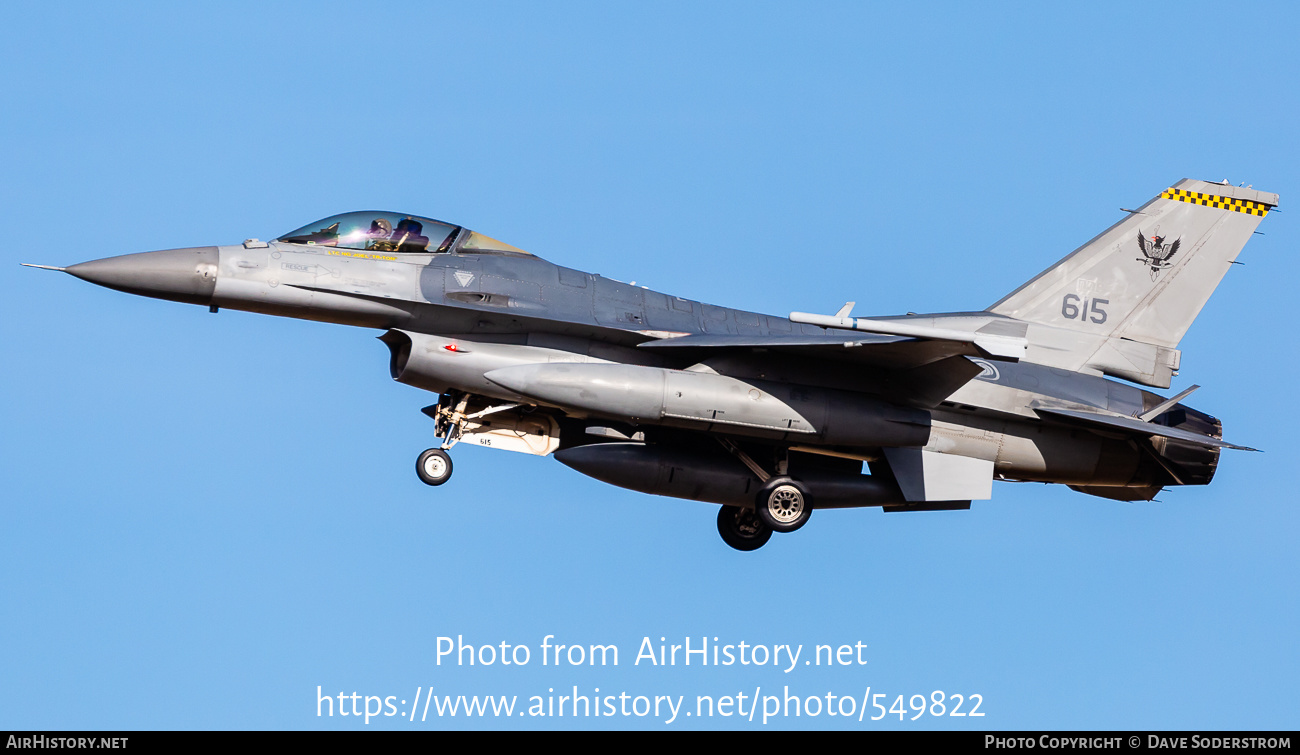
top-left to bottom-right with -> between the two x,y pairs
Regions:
25,179 -> 1275,550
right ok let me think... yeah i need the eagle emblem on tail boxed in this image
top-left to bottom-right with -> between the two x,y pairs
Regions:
1136,230 -> 1180,281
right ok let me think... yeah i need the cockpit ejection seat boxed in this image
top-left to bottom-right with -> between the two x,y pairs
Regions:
393,218 -> 430,252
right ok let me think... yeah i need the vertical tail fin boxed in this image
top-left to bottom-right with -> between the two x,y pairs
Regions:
989,179 -> 1276,350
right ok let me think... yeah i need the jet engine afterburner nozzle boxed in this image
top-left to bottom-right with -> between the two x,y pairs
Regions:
65,247 -> 219,306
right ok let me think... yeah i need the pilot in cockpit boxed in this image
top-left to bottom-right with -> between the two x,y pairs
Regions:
365,218 -> 395,250
392,218 -> 431,252
365,217 -> 430,252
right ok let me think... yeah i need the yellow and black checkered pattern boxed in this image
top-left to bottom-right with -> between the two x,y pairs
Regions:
1160,187 -> 1272,216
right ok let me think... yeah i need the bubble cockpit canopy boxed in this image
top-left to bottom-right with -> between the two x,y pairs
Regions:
275,211 -> 530,256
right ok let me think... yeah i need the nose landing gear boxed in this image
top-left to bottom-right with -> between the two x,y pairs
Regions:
414,392 -> 469,487
414,391 -> 534,487
416,448 -> 453,486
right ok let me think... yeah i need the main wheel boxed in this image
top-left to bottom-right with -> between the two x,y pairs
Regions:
756,477 -> 812,533
415,448 -> 453,486
716,505 -> 772,551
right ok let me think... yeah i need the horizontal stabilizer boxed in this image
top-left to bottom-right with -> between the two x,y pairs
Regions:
1035,406 -> 1255,451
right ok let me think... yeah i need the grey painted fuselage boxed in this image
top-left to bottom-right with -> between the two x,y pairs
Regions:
36,179 -> 1273,548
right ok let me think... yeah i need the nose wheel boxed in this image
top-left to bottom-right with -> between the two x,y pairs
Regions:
416,448 -> 453,486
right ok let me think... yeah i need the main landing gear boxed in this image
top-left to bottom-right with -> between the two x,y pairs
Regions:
715,440 -> 814,551
756,477 -> 813,533
716,505 -> 771,551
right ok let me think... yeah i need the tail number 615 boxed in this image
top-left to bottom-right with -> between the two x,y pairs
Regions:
1061,294 -> 1108,324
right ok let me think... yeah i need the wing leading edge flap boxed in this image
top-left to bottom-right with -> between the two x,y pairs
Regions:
1034,407 -> 1256,451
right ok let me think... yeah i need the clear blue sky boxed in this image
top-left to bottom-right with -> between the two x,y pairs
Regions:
2,1 -> 1296,730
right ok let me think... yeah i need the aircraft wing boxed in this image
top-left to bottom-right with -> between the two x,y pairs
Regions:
1034,406 -> 1256,451
635,332 -> 980,370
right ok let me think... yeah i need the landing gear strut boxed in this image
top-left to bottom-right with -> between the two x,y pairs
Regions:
431,391 -> 471,451
414,392 -> 469,487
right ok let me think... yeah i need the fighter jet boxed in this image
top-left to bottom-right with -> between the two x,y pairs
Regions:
25,179 -> 1275,550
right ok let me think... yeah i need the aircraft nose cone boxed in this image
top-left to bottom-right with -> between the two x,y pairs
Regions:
66,247 -> 219,306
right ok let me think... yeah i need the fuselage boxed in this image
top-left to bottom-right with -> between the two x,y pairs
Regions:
38,183 -> 1272,548
61,236 -> 1210,495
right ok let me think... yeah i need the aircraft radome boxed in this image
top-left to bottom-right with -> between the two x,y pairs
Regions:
26,179 -> 1274,550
